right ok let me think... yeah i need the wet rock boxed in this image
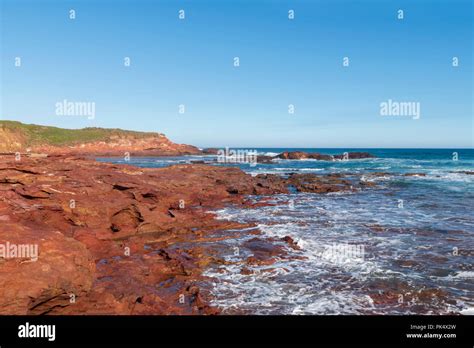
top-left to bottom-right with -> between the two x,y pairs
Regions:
366,172 -> 391,177
333,152 -> 375,160
202,148 -> 220,155
256,155 -> 275,164
276,151 -> 374,161
243,238 -> 286,264
280,236 -> 300,250
240,267 -> 254,275
0,152 -> 380,314
451,171 -> 474,175
403,173 -> 427,177
366,224 -> 385,233
286,173 -> 354,193
0,155 -> 284,314
277,151 -> 333,161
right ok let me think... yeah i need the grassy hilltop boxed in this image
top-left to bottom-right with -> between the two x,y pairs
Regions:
0,121 -> 167,152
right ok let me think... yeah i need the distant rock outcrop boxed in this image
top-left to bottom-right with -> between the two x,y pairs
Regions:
202,149 -> 375,163
277,151 -> 374,161
202,148 -> 220,155
0,121 -> 201,156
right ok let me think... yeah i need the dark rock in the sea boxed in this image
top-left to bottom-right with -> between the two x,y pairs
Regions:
254,174 -> 288,193
365,224 -> 385,232
451,171 -> 474,175
394,259 -> 419,268
202,148 -> 220,155
367,278 -> 453,311
367,172 -> 391,177
280,236 -> 300,250
403,173 -> 426,177
359,180 -> 376,187
286,173 -> 354,193
256,155 -> 275,164
243,237 -> 286,263
277,151 -> 333,161
333,152 -> 375,160
276,151 -> 374,161
245,256 -> 277,266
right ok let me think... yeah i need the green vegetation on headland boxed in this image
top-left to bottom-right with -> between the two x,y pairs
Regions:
0,120 -> 163,151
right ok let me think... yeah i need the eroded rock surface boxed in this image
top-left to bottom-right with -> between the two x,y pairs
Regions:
0,154 -> 376,314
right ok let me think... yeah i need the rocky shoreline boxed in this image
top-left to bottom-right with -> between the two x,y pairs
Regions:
203,148 -> 375,164
1,122 -> 385,314
0,152 -> 381,315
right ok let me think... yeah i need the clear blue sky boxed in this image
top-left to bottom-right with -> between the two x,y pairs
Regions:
1,0 -> 472,148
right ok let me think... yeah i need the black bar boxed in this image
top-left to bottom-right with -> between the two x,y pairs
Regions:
0,315 -> 472,347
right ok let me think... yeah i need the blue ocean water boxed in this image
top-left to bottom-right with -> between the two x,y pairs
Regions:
98,149 -> 474,314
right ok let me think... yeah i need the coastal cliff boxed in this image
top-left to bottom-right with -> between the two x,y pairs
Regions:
0,121 -> 201,156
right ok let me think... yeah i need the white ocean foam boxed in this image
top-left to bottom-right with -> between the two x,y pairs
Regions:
247,168 -> 327,176
327,190 -> 357,196
460,307 -> 474,315
299,168 -> 325,172
206,179 -> 473,315
205,264 -> 376,314
212,209 -> 239,221
291,293 -> 375,315
449,271 -> 474,279
427,172 -> 474,183
360,174 -> 393,183
207,202 -> 398,314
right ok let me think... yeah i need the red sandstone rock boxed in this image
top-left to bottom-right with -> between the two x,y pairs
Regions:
0,155 -> 292,314
0,121 -> 202,157
280,236 -> 300,250
33,137 -> 201,157
0,222 -> 95,314
0,153 -> 378,315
